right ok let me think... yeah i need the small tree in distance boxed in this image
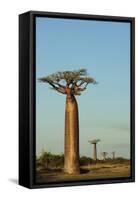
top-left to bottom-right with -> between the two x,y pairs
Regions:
101,152 -> 108,161
39,69 -> 97,174
88,139 -> 100,161
111,151 -> 116,159
39,150 -> 52,169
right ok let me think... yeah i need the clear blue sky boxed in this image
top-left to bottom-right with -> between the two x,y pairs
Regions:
36,17 -> 130,159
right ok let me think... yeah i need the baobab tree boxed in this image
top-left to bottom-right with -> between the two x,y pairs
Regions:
111,151 -> 116,159
39,69 -> 97,174
101,152 -> 108,161
88,139 -> 100,161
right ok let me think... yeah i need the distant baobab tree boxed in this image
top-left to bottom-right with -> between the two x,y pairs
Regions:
101,152 -> 108,161
111,151 -> 116,159
88,139 -> 100,161
39,69 -> 97,174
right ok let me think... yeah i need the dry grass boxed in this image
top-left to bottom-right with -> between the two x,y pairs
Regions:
36,162 -> 131,183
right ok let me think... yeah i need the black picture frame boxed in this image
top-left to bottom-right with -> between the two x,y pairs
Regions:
19,10 -> 135,189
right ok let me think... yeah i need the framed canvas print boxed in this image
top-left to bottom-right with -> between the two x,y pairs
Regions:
19,11 -> 135,189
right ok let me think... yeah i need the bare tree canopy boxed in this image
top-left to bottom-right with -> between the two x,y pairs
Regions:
101,152 -> 108,159
38,68 -> 97,95
88,139 -> 100,144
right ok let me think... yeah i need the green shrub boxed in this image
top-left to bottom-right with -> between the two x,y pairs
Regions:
37,151 -> 64,169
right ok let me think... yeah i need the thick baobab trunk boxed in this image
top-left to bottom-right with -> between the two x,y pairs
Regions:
64,94 -> 80,174
93,143 -> 97,161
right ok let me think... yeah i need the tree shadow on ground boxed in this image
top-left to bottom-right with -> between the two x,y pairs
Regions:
80,168 -> 90,174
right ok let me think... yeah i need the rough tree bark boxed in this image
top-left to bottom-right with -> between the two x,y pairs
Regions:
64,94 -> 80,174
